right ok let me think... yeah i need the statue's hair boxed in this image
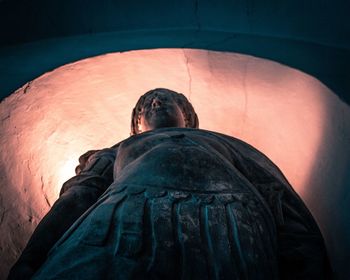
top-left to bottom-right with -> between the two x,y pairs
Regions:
131,88 -> 199,135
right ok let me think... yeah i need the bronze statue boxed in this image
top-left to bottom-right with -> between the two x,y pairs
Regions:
9,88 -> 331,279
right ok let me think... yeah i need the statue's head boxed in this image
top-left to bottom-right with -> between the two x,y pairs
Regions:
131,88 -> 199,135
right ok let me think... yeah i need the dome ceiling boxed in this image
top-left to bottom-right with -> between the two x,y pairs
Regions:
0,0 -> 349,102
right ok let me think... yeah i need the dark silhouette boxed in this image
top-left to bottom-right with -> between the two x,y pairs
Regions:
9,88 -> 331,279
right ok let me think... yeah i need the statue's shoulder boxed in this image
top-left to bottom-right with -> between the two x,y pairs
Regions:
194,129 -> 292,185
192,128 -> 266,156
110,141 -> 123,150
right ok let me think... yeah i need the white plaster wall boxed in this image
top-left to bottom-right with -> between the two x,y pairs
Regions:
0,49 -> 349,279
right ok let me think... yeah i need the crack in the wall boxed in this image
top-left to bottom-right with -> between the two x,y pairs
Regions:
22,81 -> 32,95
26,160 -> 32,175
182,50 -> 193,101
1,114 -> 10,122
0,209 -> 7,226
0,195 -> 7,226
40,176 -> 51,208
206,50 -> 214,77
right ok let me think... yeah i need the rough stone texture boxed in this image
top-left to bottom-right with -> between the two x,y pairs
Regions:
0,49 -> 349,279
31,127 -> 329,279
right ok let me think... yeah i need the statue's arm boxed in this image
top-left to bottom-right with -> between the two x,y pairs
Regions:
8,147 -> 117,280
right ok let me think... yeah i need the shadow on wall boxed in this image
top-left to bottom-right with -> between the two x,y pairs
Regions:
305,91 -> 350,277
0,49 -> 349,279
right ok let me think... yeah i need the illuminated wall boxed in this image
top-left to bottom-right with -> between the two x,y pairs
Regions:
0,0 -> 349,279
1,49 -> 349,278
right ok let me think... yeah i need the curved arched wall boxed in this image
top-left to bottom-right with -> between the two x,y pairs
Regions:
1,49 -> 349,279
1,0 -> 349,103
0,1 -> 349,279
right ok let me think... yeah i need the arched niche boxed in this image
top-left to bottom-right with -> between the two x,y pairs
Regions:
0,49 -> 349,279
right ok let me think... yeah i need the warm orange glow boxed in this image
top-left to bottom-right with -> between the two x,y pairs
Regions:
1,49 -> 349,276
57,157 -> 79,195
0,49 -> 335,205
